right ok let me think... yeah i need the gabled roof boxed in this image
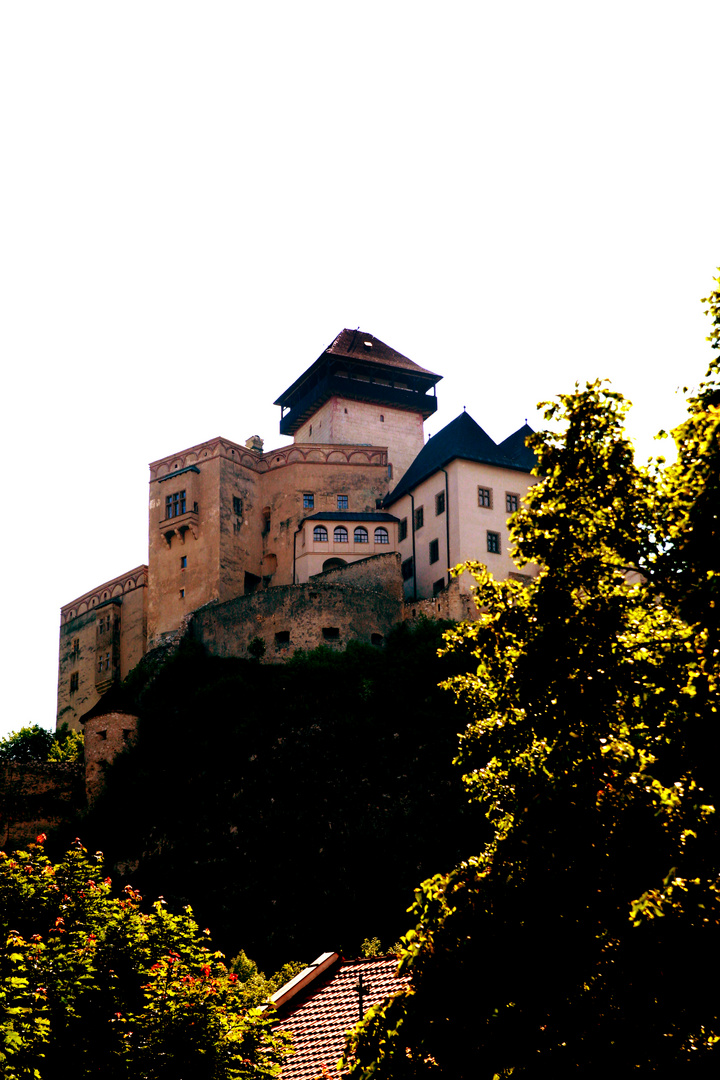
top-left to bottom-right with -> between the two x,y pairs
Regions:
384,411 -> 536,507
273,953 -> 406,1080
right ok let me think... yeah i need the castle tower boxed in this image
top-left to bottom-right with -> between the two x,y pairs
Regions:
274,330 -> 441,483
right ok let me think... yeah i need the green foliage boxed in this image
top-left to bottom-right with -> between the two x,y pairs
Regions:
247,636 -> 266,660
48,723 -> 84,763
344,293 -> 720,1077
0,837 -> 289,1079
0,724 -> 84,765
82,622 -> 478,970
0,726 -> 55,763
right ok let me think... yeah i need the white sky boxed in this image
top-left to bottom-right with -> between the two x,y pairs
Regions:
1,2 -> 719,738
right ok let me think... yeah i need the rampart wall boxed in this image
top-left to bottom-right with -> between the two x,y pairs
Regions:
0,763 -> 84,851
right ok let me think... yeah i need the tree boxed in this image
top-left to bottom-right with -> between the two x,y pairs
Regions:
345,299 -> 720,1075
0,723 -> 83,764
0,837 -> 289,1079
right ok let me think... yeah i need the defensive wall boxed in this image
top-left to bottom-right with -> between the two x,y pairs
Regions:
189,552 -> 403,659
0,762 -> 85,851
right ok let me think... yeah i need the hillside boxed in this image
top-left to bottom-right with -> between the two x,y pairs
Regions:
78,619 -> 484,969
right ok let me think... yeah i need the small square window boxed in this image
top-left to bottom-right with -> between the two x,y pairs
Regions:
180,556 -> 187,569
398,517 -> 408,542
487,530 -> 501,554
303,493 -> 315,510
506,492 -> 519,514
478,487 -> 492,509
414,506 -> 424,531
275,630 -> 291,647
337,495 -> 348,510
429,538 -> 440,564
233,496 -> 243,515
435,491 -> 445,515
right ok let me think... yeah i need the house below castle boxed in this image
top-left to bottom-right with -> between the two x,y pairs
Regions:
57,330 -> 537,731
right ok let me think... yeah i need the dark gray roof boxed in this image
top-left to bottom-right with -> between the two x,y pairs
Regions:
302,511 -> 398,524
497,423 -> 536,470
384,412 -> 536,507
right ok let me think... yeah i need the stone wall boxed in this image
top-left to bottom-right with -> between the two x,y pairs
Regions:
190,553 -> 403,660
0,763 -> 84,851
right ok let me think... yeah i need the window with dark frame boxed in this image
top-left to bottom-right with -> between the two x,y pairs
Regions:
313,525 -> 328,542
478,487 -> 492,508
337,495 -> 348,510
414,506 -> 424,531
487,530 -> 501,554
374,527 -> 389,544
354,527 -> 368,543
303,493 -> 315,510
435,491 -> 445,515
506,492 -> 519,513
433,577 -> 445,595
233,496 -> 243,515
429,538 -> 440,564
166,490 -> 186,518
334,526 -> 348,543
401,557 -> 414,581
398,518 -> 408,542
70,672 -> 79,692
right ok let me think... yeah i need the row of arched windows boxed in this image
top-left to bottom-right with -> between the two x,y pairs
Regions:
313,525 -> 389,544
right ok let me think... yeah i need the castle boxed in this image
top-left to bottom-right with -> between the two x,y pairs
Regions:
56,330 -> 537,732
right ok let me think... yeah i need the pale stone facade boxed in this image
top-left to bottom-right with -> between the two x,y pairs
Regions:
56,329 -> 537,732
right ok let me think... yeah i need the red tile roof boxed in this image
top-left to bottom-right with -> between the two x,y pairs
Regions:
274,954 -> 407,1079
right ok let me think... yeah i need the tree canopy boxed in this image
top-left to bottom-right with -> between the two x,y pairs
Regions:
0,724 -> 83,764
345,278 -> 720,1077
0,837 -> 290,1080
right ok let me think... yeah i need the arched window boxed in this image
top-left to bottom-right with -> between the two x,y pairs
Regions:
334,526 -> 348,543
354,527 -> 368,543
313,525 -> 328,542
374,527 -> 389,544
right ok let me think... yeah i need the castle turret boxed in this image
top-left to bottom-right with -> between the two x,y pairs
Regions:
274,330 -> 441,483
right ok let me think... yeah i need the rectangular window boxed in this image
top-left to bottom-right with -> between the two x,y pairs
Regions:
398,517 -> 408,542
166,490 -> 186,519
429,538 -> 440,564
275,630 -> 291,647
233,496 -> 243,515
487,530 -> 501,554
506,492 -> 519,513
322,627 -> 340,640
401,557 -> 414,581
72,638 -> 80,656
70,671 -> 79,692
337,495 -> 348,510
478,487 -> 492,508
414,506 -> 424,531
179,588 -> 185,599
433,577 -> 445,595
303,493 -> 315,510
180,556 -> 187,569
435,491 -> 445,516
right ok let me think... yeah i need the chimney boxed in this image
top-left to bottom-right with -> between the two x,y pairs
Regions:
245,435 -> 264,452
